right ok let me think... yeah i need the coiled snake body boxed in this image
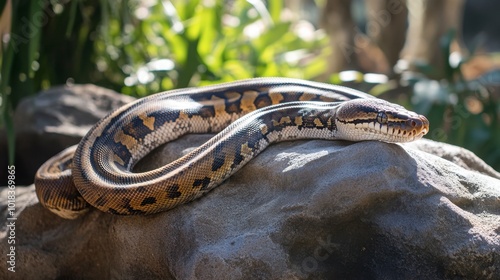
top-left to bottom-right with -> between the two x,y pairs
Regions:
35,78 -> 429,219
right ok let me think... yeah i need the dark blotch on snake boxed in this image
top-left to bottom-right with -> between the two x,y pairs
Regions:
140,196 -> 157,206
232,148 -> 245,169
193,177 -> 211,190
281,91 -> 301,102
254,95 -> 272,108
122,116 -> 154,140
225,101 -> 241,114
122,198 -> 147,215
166,185 -> 182,199
94,196 -> 108,207
211,145 -> 226,171
110,142 -> 132,169
148,109 -> 175,130
198,106 -> 216,118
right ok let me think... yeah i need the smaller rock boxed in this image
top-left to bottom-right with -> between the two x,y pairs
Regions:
10,84 -> 135,185
406,139 -> 500,179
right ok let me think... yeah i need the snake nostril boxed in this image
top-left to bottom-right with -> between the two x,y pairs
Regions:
410,120 -> 417,127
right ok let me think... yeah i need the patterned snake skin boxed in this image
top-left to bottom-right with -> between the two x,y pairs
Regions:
35,78 -> 429,219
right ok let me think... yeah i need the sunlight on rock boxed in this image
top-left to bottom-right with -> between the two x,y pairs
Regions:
276,150 -> 329,172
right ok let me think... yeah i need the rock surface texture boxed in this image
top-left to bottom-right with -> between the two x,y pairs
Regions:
1,85 -> 499,279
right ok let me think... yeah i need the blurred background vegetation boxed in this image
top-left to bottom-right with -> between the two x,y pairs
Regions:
1,0 -> 499,170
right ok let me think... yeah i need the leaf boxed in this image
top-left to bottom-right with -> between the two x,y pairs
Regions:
267,0 -> 282,23
220,60 -> 252,80
252,22 -> 290,51
197,3 -> 220,58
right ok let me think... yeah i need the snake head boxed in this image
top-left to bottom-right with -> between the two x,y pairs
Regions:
334,99 -> 429,143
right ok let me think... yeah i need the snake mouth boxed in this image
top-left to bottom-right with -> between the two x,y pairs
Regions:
335,113 -> 430,143
359,125 -> 427,142
376,114 -> 430,142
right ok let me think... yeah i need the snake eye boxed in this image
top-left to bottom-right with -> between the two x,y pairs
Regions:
377,112 -> 388,124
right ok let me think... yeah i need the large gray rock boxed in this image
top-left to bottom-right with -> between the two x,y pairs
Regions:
1,136 -> 499,279
1,84 -> 499,278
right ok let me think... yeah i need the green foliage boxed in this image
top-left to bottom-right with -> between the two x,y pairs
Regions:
401,30 -> 500,170
93,0 -> 328,96
1,0 -> 46,164
1,0 -> 327,164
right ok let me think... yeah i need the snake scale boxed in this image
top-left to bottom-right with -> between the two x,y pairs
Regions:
35,78 -> 429,219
